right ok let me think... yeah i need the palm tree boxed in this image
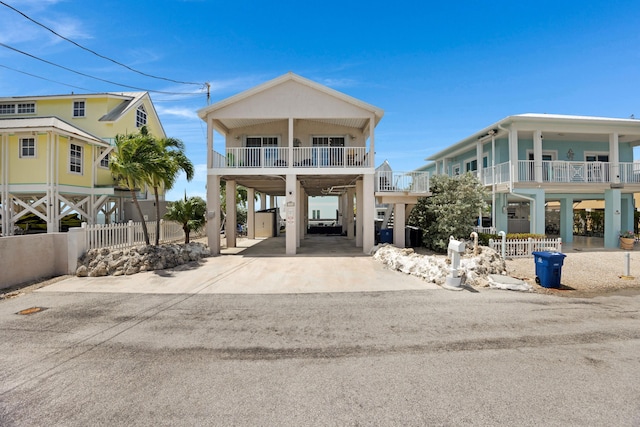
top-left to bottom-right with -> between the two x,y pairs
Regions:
164,195 -> 206,244
147,136 -> 194,245
109,127 -> 156,245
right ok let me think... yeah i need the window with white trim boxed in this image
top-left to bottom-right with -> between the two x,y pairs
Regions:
100,152 -> 109,168
136,105 -> 147,127
17,103 -> 35,114
73,100 -> 86,117
69,143 -> 83,174
0,102 -> 36,115
20,138 -> 36,158
452,164 -> 461,176
0,104 -> 15,115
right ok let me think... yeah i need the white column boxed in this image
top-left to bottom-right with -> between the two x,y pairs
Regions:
533,130 -> 543,183
356,179 -> 363,247
393,203 -> 406,248
285,174 -> 297,255
206,174 -> 221,254
368,114 -> 375,161
207,117 -> 214,168
346,187 -> 355,239
476,140 -> 483,182
297,181 -> 303,248
609,132 -> 620,183
260,193 -> 267,210
288,118 -> 294,167
509,129 -> 518,183
269,195 -> 275,209
247,187 -> 255,239
362,173 -> 375,253
340,193 -> 347,232
226,180 -> 236,248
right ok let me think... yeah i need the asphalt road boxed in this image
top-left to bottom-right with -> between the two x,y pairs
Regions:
1,288 -> 639,426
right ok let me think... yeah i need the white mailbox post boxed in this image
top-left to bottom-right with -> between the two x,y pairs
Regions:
444,237 -> 466,291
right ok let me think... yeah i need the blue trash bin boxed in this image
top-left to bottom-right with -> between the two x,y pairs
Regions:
380,228 -> 393,244
532,251 -> 566,288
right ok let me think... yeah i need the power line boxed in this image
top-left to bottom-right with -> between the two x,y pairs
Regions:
0,63 -> 94,92
0,0 -> 204,87
0,42 -> 206,97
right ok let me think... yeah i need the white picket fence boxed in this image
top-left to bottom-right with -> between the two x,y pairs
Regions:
489,237 -> 562,258
83,220 -> 205,250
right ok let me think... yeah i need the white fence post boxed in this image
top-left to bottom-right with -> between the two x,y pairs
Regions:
128,220 -> 134,247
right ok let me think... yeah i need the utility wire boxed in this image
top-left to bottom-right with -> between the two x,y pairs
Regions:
0,63 -> 93,92
0,42 -> 205,96
0,0 -> 204,87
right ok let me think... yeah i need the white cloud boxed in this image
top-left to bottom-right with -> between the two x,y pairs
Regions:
156,106 -> 200,120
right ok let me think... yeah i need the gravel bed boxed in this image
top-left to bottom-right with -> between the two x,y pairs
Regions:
505,250 -> 640,297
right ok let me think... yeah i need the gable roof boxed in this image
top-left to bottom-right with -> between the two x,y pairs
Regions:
0,117 -> 108,146
197,72 -> 384,131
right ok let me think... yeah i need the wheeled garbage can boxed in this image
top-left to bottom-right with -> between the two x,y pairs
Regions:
532,251 -> 566,288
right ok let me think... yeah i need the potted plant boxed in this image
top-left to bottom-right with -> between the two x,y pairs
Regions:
619,230 -> 635,250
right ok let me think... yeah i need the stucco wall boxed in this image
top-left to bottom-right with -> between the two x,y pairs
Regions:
0,233 -> 70,289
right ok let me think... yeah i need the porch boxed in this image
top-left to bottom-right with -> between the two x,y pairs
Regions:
482,160 -> 640,186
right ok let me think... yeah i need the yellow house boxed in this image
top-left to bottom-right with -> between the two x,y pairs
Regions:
0,92 -> 166,235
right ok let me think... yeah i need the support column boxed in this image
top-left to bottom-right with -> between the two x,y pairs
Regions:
297,181 -> 303,248
285,174 -> 297,255
393,203 -> 406,248
206,174 -> 221,255
303,193 -> 309,237
260,193 -> 267,210
269,195 -> 275,209
533,130 -> 543,183
362,173 -> 375,253
247,187 -> 255,239
621,194 -> 634,235
559,197 -> 574,244
509,129 -> 518,183
609,133 -> 620,184
604,188 -> 622,248
340,193 -> 347,232
496,193 -> 509,234
476,140 -> 483,183
356,179 -> 363,247
346,187 -> 355,239
226,180 -> 237,248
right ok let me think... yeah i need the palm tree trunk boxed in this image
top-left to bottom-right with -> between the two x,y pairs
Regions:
153,186 -> 161,246
183,224 -> 190,244
130,189 -> 150,245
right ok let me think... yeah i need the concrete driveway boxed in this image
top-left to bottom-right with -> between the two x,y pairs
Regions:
42,235 -> 439,295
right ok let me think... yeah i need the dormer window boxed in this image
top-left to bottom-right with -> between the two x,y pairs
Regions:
136,105 -> 147,127
73,100 -> 86,117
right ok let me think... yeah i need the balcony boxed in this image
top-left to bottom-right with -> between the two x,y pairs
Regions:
212,147 -> 370,169
375,171 -> 430,194
481,160 -> 640,186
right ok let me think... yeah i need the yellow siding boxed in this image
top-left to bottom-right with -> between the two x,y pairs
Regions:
56,136 -> 93,187
8,133 -> 47,184
96,163 -> 114,186
9,94 -> 165,141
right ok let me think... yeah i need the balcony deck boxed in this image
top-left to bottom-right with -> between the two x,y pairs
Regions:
481,160 -> 640,188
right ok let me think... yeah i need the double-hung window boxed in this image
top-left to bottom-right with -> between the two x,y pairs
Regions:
69,143 -> 83,174
73,100 -> 86,117
20,138 -> 36,158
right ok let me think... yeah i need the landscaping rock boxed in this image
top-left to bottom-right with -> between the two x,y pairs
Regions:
76,243 -> 210,277
372,244 -> 507,287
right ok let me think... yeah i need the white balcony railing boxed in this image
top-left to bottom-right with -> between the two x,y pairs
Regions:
480,160 -> 640,185
214,147 -> 369,169
376,171 -> 430,193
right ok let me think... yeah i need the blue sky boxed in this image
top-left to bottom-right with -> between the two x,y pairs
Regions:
2,0 -> 640,201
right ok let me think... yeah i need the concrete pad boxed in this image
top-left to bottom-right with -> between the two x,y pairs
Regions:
39,236 -> 440,295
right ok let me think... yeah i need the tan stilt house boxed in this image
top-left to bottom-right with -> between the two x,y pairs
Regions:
198,73 -> 429,255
